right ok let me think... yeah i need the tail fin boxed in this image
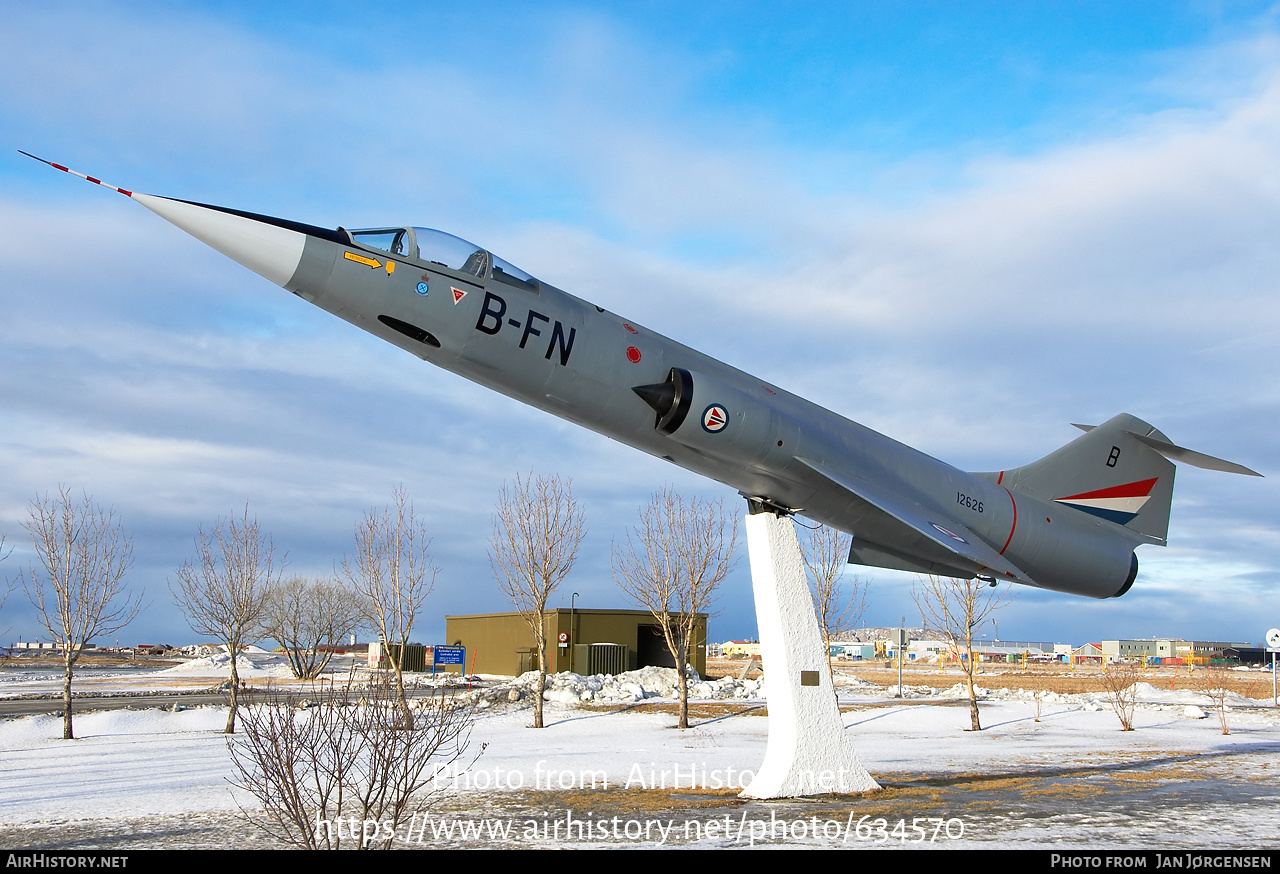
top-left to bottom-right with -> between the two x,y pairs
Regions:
986,413 -> 1260,546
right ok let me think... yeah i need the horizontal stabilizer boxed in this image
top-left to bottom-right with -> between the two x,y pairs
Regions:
1127,432 -> 1262,477
795,457 -> 1036,585
1072,422 -> 1260,476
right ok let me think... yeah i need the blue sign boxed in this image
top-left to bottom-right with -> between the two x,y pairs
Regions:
433,645 -> 465,666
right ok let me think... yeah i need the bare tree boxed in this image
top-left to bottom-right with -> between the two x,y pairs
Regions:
0,535 -> 13,633
229,669 -> 478,849
488,473 -> 585,729
1101,660 -> 1141,731
913,574 -> 1012,731
171,505 -> 281,734
260,576 -> 366,680
20,487 -> 142,739
1193,664 -> 1231,735
800,523 -> 867,688
612,487 -> 737,729
341,486 -> 435,716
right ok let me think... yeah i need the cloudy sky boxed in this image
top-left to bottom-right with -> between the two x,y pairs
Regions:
2,2 -> 1278,651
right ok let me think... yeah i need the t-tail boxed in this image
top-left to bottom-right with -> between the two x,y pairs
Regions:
986,413 -> 1261,546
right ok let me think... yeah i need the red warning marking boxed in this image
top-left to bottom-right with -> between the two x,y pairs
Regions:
626,346 -> 641,363
999,487 -> 1018,555
451,287 -> 467,304
623,323 -> 638,334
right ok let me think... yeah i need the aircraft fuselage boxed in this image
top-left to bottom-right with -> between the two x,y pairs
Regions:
287,228 -> 1139,598
28,154 -> 1255,603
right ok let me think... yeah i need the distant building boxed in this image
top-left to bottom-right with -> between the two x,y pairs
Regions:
722,640 -> 761,658
446,609 -> 708,677
1095,639 -> 1254,665
829,642 -> 875,660
1073,643 -> 1104,664
1224,646 -> 1267,666
907,639 -> 952,660
1101,639 -> 1254,664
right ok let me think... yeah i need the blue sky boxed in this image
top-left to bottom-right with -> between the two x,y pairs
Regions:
2,1 -> 1278,651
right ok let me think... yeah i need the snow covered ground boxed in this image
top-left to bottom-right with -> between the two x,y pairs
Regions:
1,657 -> 1277,849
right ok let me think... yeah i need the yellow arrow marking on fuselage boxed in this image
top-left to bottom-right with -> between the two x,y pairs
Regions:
344,251 -> 382,269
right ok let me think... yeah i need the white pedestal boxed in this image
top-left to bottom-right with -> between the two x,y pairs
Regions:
740,512 -> 880,798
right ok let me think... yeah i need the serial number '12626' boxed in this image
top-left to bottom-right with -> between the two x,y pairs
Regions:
957,492 -> 984,513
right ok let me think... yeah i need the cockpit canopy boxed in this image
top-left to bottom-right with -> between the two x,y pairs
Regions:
348,226 -> 538,291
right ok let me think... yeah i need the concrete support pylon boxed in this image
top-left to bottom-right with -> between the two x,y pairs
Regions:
740,510 -> 880,798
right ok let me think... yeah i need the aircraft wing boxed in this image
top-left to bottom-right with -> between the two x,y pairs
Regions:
794,457 -> 1037,586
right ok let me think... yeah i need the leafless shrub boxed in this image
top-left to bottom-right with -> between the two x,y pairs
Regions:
1101,660 -> 1141,731
228,670 -> 478,849
171,504 -> 280,733
261,576 -> 366,680
0,535 -> 13,635
489,473 -> 585,729
1194,665 -> 1232,735
800,523 -> 866,691
612,487 -> 737,729
913,574 -> 1012,731
341,486 -> 435,718
20,487 -> 142,739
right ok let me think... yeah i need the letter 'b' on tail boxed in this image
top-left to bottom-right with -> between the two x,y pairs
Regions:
993,413 -> 1261,546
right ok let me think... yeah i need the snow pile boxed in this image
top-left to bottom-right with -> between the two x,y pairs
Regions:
937,683 -> 990,700
833,674 -> 881,692
156,650 -> 295,680
1132,681 -> 1180,704
467,666 -> 766,707
983,687 -> 1077,706
400,671 -> 481,689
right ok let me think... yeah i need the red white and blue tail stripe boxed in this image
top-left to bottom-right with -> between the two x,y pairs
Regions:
1054,478 -> 1158,526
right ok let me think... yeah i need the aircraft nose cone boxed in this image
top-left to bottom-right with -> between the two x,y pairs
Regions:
132,193 -> 306,288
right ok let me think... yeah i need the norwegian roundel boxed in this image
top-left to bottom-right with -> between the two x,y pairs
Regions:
701,404 -> 729,433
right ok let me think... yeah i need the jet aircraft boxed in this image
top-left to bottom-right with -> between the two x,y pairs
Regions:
25,152 -> 1261,600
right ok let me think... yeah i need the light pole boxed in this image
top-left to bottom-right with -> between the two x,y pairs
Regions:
897,615 -> 905,698
570,592 -> 580,674
1266,628 -> 1280,707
